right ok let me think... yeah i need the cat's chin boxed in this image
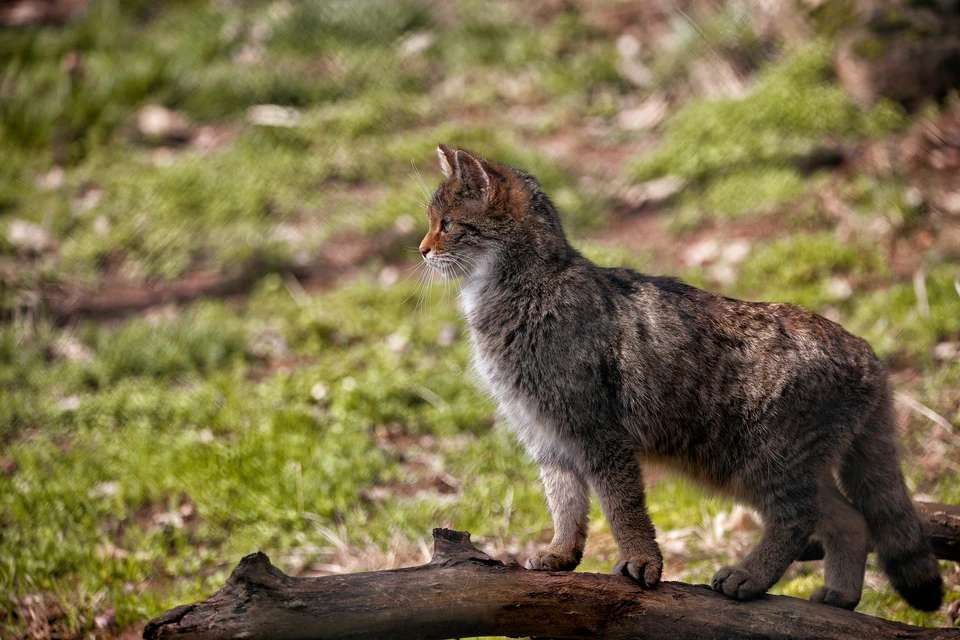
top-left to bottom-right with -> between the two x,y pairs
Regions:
424,260 -> 458,280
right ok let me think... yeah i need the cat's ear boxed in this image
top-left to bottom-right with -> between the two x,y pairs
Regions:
437,143 -> 456,179
454,150 -> 491,202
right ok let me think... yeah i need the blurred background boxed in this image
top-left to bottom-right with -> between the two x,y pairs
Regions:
1,0 -> 959,637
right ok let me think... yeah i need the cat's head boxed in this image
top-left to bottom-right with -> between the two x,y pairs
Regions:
419,144 -> 565,279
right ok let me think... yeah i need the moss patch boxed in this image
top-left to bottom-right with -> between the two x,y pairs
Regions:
627,43 -> 907,226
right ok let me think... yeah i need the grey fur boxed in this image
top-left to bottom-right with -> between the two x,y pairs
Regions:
419,145 -> 943,611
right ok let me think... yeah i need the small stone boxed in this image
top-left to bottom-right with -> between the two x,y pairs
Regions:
93,215 -> 111,236
933,342 -> 959,361
58,395 -> 82,412
73,186 -> 103,214
379,266 -> 400,287
617,94 -> 668,131
360,486 -> 392,503
91,481 -> 119,498
707,263 -> 737,286
400,31 -> 434,58
37,166 -> 64,190
713,504 -> 760,538
137,104 -> 190,140
251,328 -> 288,359
821,306 -> 842,322
682,238 -> 719,267
386,333 -> 409,353
247,104 -> 301,127
661,538 -> 688,558
94,609 -> 116,631
96,542 -> 128,560
904,186 -> 923,209
438,323 -> 457,347
53,335 -> 94,362
623,176 -> 685,208
689,58 -> 749,99
616,34 -> 653,87
311,382 -> 329,401
720,239 -> 751,265
269,223 -> 302,247
828,276 -> 854,300
190,124 -> 239,153
154,510 -> 184,529
935,191 -> 960,215
617,58 -> 654,88
394,214 -> 416,235
7,219 -> 51,254
616,34 -> 641,60
233,43 -> 264,65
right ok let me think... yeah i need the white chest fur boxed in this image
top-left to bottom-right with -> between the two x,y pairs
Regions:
458,260 -> 579,462
468,329 -> 572,463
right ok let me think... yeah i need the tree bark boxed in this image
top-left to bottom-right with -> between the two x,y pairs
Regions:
144,514 -> 960,640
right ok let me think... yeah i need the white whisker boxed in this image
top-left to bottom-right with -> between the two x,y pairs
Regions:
399,261 -> 427,297
411,161 -> 431,202
405,262 -> 430,308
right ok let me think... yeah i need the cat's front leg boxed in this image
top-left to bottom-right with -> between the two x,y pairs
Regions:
526,463 -> 589,572
588,451 -> 662,588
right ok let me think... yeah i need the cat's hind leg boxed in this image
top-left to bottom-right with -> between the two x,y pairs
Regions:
526,463 -> 589,572
712,475 -> 818,601
809,475 -> 868,609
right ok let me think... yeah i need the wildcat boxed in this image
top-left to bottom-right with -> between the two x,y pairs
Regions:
418,144 -> 943,611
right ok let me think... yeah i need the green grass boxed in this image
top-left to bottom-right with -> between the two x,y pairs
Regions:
0,277 -> 531,631
1,123 -> 599,300
735,231 -> 889,309
629,42 -> 907,183
2,0 -> 625,307
701,167 -> 808,218
627,42 -> 908,227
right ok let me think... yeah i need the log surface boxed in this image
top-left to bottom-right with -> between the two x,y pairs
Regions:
918,502 -> 960,562
144,524 -> 960,640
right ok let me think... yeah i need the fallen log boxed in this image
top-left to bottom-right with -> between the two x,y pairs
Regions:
145,520 -> 960,640
7,225 -> 411,327
799,501 -> 960,562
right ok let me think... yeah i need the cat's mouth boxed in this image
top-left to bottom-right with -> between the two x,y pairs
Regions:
424,254 -> 467,280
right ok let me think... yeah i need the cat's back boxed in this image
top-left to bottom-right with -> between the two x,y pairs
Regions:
608,267 -> 885,401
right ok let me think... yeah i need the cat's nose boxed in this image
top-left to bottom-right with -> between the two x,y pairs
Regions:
419,245 -> 430,257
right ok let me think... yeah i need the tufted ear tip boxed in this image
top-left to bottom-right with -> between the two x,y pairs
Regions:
437,143 -> 455,179
454,150 -> 491,201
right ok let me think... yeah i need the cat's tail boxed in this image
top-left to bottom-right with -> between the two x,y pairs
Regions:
839,390 -> 943,611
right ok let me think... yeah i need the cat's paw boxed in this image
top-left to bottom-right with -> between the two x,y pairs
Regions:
809,586 -> 859,610
711,566 -> 768,601
613,555 -> 662,588
525,549 -> 580,572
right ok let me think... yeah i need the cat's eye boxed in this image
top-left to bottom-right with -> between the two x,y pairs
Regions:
441,219 -> 453,233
